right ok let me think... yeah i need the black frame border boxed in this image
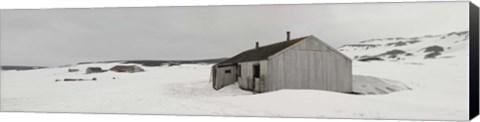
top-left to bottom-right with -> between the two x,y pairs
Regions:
470,1 -> 479,120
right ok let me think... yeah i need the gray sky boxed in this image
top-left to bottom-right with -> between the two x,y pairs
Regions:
0,1 -> 469,66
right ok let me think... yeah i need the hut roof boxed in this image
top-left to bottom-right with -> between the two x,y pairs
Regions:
217,36 -> 308,66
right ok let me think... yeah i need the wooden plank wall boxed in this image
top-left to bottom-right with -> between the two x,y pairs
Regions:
266,38 -> 352,93
213,66 -> 238,90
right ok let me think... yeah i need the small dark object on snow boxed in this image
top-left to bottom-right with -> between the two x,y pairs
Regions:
386,41 -> 407,47
86,67 -> 106,74
424,45 -> 444,53
168,63 -> 181,66
358,56 -> 384,62
423,45 -> 444,59
425,52 -> 442,59
380,49 -> 406,57
68,68 -> 79,72
62,78 -> 96,82
64,78 -> 80,81
345,91 -> 363,95
110,65 -> 144,73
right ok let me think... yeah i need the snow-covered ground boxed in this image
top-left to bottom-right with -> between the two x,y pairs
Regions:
1,59 -> 469,120
0,31 -> 470,121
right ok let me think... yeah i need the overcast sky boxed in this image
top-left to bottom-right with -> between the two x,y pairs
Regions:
0,1 -> 469,66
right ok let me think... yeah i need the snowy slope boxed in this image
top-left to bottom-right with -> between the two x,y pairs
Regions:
338,31 -> 469,62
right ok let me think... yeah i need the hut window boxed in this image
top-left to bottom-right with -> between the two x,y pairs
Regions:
225,70 -> 231,74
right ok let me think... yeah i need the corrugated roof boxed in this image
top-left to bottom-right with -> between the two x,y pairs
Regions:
217,36 -> 308,66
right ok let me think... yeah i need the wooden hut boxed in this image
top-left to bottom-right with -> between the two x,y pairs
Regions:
110,65 -> 145,73
211,32 -> 352,93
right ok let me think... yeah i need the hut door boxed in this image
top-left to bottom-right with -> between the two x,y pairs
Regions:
253,64 -> 260,78
252,64 -> 260,91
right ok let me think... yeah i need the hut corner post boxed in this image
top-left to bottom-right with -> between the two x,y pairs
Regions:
211,65 -> 219,90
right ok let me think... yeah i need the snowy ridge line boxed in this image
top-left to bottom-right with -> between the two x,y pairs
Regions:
338,30 -> 469,62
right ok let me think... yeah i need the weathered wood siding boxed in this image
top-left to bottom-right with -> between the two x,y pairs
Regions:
213,66 -> 237,90
237,60 -> 268,92
266,37 -> 352,93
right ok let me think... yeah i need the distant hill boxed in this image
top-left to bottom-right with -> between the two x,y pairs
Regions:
1,66 -> 46,71
75,58 -> 229,67
123,58 -> 229,66
338,31 -> 469,62
2,58 -> 228,71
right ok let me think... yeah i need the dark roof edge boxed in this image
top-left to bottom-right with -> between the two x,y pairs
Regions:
238,36 -> 309,53
216,36 -> 308,65
267,35 -> 352,61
